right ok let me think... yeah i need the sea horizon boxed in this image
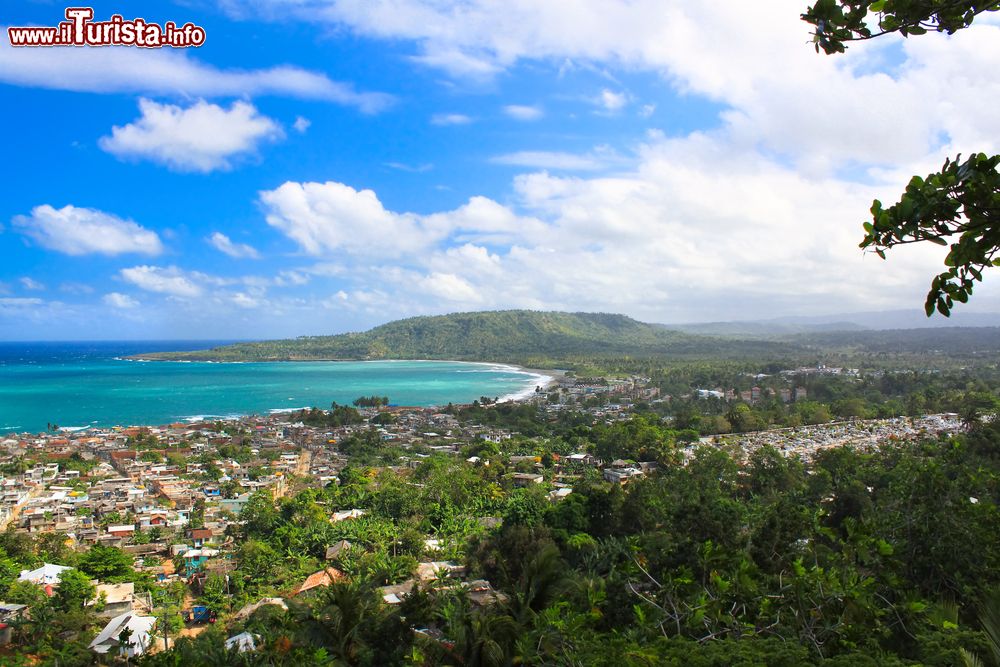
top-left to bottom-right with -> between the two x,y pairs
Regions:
0,341 -> 552,435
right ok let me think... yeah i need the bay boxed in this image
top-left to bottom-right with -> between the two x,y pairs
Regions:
0,341 -> 550,434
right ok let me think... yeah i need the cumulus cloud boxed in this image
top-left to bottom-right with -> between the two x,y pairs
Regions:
293,116 -> 312,133
431,113 -> 473,126
59,2 -> 1000,325
19,277 -> 45,291
261,182 -> 549,258
596,89 -> 628,112
103,292 -> 139,309
0,42 -> 393,112
261,181 -> 433,257
260,121 -> 964,323
212,2 -> 1000,169
503,104 -> 544,121
13,205 -> 163,256
120,266 -> 203,298
208,232 -> 261,259
100,99 -> 283,172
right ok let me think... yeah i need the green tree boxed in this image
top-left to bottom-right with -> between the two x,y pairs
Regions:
78,544 -> 134,581
803,0 -> 1000,316
52,568 -> 96,612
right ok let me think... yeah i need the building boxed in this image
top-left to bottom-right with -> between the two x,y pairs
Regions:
89,612 -> 157,658
512,473 -> 543,487
18,563 -> 72,586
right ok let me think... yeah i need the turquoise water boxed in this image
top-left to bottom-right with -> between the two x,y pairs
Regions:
0,342 -> 549,434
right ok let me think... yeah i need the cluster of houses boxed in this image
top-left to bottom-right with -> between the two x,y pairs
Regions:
702,413 -> 964,462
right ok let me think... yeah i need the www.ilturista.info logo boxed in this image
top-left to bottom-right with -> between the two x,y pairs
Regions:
7,7 -> 206,48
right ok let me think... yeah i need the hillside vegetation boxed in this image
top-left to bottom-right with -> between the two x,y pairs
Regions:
136,310 -> 1000,370
135,310 -> 795,364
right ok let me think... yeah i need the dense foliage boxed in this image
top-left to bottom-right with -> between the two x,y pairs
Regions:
134,310 -> 797,364
124,421 -> 1000,666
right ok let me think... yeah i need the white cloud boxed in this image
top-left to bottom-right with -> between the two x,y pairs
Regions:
19,277 -> 44,291
0,297 -> 43,307
120,266 -> 203,298
0,41 -> 393,112
503,104 -> 544,121
103,292 -> 139,309
59,282 -> 94,295
431,113 -> 473,126
13,205 -> 163,256
100,99 -> 283,173
385,162 -> 433,173
211,2 -> 1000,169
490,150 -> 608,171
260,181 -> 434,257
419,272 -> 481,302
293,116 -> 312,133
596,89 -> 628,112
257,121 -> 970,323
208,232 -> 261,259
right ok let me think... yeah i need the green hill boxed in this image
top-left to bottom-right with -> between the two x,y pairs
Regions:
135,310 -> 794,364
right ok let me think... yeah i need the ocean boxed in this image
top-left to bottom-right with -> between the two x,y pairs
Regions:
0,341 -> 551,434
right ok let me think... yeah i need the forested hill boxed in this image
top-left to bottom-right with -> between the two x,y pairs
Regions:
134,310 -> 795,363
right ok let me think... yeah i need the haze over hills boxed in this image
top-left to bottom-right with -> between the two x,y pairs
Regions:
136,310 -> 797,364
136,310 -> 1000,366
669,309 -> 1000,337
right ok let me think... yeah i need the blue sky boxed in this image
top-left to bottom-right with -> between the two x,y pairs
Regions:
2,1 -> 999,340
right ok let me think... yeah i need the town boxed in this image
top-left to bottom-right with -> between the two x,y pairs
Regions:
0,365 -> 973,661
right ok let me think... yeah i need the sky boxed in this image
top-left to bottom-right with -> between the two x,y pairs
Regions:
2,1 -> 1000,340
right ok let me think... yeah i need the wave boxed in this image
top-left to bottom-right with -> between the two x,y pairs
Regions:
179,413 -> 245,423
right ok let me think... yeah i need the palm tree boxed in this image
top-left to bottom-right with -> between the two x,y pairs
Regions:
961,590 -> 1000,667
506,544 -> 569,626
295,581 -> 376,663
436,598 -> 519,667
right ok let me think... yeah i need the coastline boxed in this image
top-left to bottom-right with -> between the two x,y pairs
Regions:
2,358 -> 560,437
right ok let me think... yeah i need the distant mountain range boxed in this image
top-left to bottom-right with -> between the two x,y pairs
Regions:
668,309 -> 1000,336
135,310 -> 795,363
134,309 -> 1000,366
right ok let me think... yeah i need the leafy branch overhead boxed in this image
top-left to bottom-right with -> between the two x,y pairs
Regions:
862,154 -> 1000,316
802,0 -> 1000,316
802,0 -> 1000,54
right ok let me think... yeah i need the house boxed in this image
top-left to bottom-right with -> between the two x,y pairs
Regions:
548,488 -> 573,501
465,579 -> 508,607
324,540 -> 352,561
232,597 -> 287,621
603,467 -> 644,485
295,567 -> 344,596
512,473 -> 543,487
415,561 -> 465,582
182,548 -> 219,577
18,563 -> 72,586
331,509 -> 366,522
565,453 -> 595,466
220,493 -> 252,515
187,528 -> 213,548
379,580 -> 417,605
0,603 -> 27,646
107,524 -> 136,538
89,582 -> 139,618
225,631 -> 259,653
89,612 -> 157,657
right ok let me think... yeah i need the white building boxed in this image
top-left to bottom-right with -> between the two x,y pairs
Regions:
89,612 -> 157,657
